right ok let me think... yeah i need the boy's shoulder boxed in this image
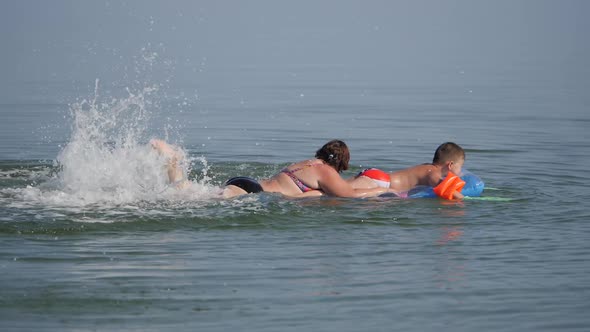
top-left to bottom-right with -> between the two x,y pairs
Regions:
412,163 -> 437,172
413,163 -> 442,182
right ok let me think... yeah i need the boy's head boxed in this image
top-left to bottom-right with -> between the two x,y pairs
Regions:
432,142 -> 465,174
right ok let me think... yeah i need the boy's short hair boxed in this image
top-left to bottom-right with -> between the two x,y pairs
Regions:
432,142 -> 465,165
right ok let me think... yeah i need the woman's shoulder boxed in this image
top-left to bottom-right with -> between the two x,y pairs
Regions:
289,159 -> 323,168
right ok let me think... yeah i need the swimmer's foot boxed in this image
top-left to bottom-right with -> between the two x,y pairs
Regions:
150,138 -> 187,185
150,139 -> 183,160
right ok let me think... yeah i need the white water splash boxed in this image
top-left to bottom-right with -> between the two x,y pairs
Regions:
6,81 -> 221,209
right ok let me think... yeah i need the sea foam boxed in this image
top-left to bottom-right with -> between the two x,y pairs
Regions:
4,80 -> 220,211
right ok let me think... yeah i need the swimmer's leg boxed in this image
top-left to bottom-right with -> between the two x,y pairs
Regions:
222,177 -> 263,198
222,185 -> 248,198
150,139 -> 190,189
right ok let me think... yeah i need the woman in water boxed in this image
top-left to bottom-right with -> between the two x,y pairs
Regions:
151,139 -> 393,199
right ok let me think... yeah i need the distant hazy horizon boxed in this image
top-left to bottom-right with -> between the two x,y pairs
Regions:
2,1 -> 588,95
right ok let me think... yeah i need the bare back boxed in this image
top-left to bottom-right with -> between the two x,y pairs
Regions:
260,159 -> 325,196
389,164 -> 442,192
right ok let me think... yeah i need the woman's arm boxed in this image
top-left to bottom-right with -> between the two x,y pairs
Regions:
290,190 -> 325,198
318,167 -> 389,198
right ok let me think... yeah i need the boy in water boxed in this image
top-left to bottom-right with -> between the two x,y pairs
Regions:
352,142 -> 466,199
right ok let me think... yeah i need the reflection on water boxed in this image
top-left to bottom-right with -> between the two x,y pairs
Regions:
437,226 -> 464,246
1,58 -> 589,331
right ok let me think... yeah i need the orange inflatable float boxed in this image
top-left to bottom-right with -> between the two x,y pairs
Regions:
433,171 -> 466,200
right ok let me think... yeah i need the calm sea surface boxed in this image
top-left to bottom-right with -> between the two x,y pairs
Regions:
1,62 -> 590,331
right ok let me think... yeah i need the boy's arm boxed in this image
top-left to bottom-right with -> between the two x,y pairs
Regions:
452,191 -> 464,200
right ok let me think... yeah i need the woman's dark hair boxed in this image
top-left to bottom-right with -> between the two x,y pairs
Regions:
315,139 -> 350,172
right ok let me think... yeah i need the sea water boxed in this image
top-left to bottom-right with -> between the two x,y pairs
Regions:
2,59 -> 590,331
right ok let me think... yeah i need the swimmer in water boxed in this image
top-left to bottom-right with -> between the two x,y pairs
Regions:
150,139 -> 395,199
350,142 -> 466,200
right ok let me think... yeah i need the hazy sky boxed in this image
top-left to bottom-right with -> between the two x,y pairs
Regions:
1,0 -> 588,90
